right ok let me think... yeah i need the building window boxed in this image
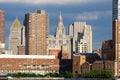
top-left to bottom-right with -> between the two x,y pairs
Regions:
59,40 -> 62,45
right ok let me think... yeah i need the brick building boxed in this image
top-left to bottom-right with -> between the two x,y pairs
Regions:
92,60 -> 104,72
104,60 -> 114,73
0,55 -> 72,75
0,10 -> 5,43
0,55 -> 59,75
81,62 -> 91,73
49,48 -> 61,59
72,53 -> 101,74
0,10 -> 5,54
72,54 -> 86,74
17,44 -> 25,55
24,10 -> 48,55
102,40 -> 114,60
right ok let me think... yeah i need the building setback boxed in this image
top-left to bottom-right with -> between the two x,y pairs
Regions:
69,22 -> 92,53
47,12 -> 71,59
24,10 -> 48,55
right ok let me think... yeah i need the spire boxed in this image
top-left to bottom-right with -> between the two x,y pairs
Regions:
59,11 -> 62,22
55,11 -> 66,37
58,11 -> 63,26
11,16 -> 21,28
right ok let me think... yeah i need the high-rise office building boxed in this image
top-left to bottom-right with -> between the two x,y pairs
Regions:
24,10 -> 48,55
69,22 -> 92,53
0,10 -> 5,54
9,16 -> 22,55
47,12 -> 71,59
112,0 -> 120,21
112,0 -> 120,75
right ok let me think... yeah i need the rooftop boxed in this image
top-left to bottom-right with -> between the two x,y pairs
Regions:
0,55 -> 55,59
74,53 -> 99,56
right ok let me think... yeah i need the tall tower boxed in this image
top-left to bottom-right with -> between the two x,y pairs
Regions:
55,12 -> 65,37
9,16 -> 22,55
24,10 -> 48,55
112,0 -> 120,75
69,22 -> 92,53
0,10 -> 5,43
0,10 -> 5,54
55,12 -> 66,46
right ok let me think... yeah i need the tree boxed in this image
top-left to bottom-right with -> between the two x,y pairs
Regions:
76,70 -> 114,78
100,70 -> 114,78
65,71 -> 73,78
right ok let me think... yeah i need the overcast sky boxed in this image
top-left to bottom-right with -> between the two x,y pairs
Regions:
0,0 -> 112,50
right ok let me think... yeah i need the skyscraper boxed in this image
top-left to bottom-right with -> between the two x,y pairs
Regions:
112,0 -> 120,21
112,0 -> 120,75
24,10 -> 48,55
9,16 -> 22,55
0,10 -> 5,43
69,22 -> 92,53
47,12 -> 71,59
0,10 -> 5,54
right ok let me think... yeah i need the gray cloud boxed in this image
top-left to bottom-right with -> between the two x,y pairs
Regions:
0,0 -> 112,50
0,0 -> 110,4
75,11 -> 111,21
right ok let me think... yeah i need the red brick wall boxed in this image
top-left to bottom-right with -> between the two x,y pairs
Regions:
49,49 -> 61,59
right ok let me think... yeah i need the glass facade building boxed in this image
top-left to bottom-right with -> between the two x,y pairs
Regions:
113,0 -> 120,21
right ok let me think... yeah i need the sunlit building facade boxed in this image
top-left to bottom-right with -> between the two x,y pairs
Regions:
112,0 -> 120,75
0,10 -> 5,54
69,22 -> 92,53
24,10 -> 48,55
47,13 -> 71,59
9,16 -> 22,55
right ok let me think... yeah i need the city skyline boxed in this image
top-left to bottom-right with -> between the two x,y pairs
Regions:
0,0 -> 112,50
0,0 -> 118,76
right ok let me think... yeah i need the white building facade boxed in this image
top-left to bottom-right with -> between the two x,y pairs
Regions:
8,16 -> 22,55
69,22 -> 92,53
47,13 -> 71,58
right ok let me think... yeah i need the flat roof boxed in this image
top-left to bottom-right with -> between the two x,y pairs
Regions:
0,55 -> 55,59
73,53 -> 99,56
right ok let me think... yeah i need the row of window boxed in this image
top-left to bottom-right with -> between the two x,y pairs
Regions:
24,65 -> 49,69
0,70 -> 58,75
